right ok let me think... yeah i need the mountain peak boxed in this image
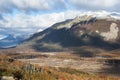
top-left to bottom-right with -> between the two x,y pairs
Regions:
75,11 -> 120,20
74,15 -> 95,21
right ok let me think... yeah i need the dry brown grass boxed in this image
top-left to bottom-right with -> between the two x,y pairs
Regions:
0,54 -> 120,80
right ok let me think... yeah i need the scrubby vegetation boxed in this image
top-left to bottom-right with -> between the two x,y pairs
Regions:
0,54 -> 119,80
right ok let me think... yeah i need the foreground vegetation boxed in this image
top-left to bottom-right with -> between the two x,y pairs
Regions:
0,54 -> 119,80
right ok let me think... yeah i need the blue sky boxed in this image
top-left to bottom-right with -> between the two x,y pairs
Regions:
0,0 -> 120,37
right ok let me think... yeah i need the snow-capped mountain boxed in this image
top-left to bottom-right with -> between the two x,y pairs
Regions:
0,34 -> 28,48
0,35 -> 7,40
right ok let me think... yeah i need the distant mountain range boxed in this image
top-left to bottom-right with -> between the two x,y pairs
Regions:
0,34 -> 26,48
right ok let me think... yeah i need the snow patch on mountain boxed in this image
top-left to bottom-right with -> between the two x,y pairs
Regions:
100,23 -> 119,41
0,35 -> 7,40
77,11 -> 120,19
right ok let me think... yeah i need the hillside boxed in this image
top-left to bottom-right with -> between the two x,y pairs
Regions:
18,15 -> 120,54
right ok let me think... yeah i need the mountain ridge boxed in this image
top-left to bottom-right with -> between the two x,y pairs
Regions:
18,14 -> 120,52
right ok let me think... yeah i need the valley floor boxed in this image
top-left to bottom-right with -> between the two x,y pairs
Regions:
14,52 -> 120,77
0,51 -> 120,80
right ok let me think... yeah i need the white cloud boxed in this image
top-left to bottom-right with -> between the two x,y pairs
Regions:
70,0 -> 120,10
0,0 -> 66,14
0,0 -> 119,14
0,10 -> 82,35
1,13 -> 63,29
11,0 -> 50,11
0,0 -> 50,13
0,13 -> 56,33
